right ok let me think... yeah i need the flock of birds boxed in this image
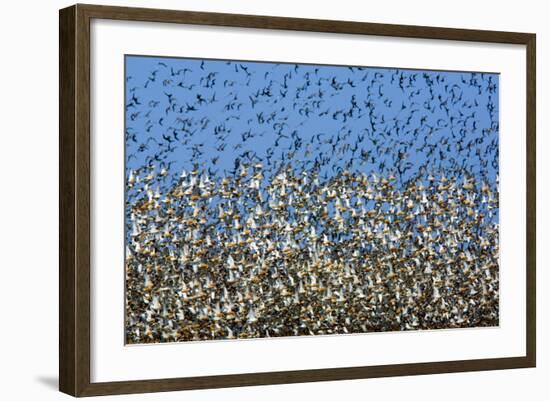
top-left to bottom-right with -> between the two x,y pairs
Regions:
124,56 -> 500,344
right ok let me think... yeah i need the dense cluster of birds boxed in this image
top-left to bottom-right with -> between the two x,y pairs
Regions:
124,56 -> 500,344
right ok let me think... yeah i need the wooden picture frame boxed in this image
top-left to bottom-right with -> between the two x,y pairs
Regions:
59,3 -> 536,397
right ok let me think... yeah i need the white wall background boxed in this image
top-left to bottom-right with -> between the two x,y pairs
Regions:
0,1 -> 546,399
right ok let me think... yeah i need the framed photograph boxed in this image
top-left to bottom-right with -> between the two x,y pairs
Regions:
59,4 -> 536,397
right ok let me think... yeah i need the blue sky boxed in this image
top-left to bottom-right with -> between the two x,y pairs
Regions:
125,55 -> 499,192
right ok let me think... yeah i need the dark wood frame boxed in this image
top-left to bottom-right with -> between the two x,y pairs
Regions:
59,3 -> 536,397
